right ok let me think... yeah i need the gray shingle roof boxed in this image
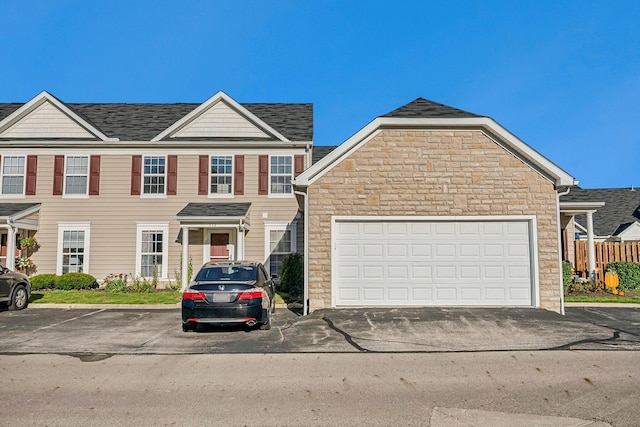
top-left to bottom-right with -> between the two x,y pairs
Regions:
381,98 -> 482,119
177,203 -> 251,218
561,187 -> 640,236
0,203 -> 40,217
0,101 -> 313,142
312,146 -> 338,164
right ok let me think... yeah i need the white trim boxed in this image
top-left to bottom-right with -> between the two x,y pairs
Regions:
56,223 -> 91,275
269,154 -> 294,196
294,117 -> 576,187
0,147 -> 309,156
152,91 -> 291,142
141,155 -> 168,197
0,155 -> 26,197
0,91 -> 117,141
135,223 -> 169,279
330,215 -> 540,308
617,222 -> 640,241
62,155 -> 89,197
264,221 -> 297,275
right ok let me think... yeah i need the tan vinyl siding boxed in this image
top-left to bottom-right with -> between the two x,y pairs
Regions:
173,102 -> 269,139
24,153 -> 303,282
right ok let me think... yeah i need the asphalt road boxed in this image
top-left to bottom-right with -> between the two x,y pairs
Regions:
0,305 -> 639,355
0,351 -> 635,426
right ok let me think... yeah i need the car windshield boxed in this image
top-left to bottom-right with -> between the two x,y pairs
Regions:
195,265 -> 257,282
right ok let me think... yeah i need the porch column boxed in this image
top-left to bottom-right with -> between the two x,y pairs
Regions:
586,211 -> 596,280
236,227 -> 244,261
181,227 -> 189,290
6,226 -> 15,271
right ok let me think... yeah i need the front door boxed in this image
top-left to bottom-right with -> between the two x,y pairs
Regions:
210,233 -> 230,262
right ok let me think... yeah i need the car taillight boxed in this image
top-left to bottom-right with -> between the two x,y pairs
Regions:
238,289 -> 264,300
182,290 -> 206,301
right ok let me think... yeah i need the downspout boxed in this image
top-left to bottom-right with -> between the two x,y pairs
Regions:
293,189 -> 309,316
556,186 -> 571,315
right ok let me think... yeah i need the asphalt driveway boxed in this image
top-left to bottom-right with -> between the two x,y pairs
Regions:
0,305 -> 639,356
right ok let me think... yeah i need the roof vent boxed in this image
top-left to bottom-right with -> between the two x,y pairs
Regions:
632,185 -> 636,191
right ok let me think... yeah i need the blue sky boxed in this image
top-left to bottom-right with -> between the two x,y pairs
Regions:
2,1 -> 639,188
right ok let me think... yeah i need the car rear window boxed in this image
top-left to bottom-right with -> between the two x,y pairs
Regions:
195,265 -> 257,282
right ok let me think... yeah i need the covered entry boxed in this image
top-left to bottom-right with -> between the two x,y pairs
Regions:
0,203 -> 40,270
176,203 -> 251,289
332,216 -> 537,307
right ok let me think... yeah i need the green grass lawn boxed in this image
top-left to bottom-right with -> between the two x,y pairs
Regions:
30,290 -> 182,305
564,295 -> 640,304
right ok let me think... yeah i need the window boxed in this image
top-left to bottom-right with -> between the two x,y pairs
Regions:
65,156 -> 88,195
264,222 -> 296,275
57,224 -> 90,275
270,156 -> 292,194
210,156 -> 233,195
143,156 -> 166,195
1,156 -> 25,195
136,224 -> 169,278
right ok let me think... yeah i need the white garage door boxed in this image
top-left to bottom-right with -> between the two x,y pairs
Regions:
333,219 -> 535,306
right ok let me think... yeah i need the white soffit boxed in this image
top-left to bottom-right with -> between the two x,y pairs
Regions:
153,91 -> 290,142
0,91 -> 114,141
295,117 -> 576,187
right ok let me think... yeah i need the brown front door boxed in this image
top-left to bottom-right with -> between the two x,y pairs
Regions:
210,233 -> 230,262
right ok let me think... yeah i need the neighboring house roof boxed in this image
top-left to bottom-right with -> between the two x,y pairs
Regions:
176,203 -> 251,218
561,187 -> 640,237
295,97 -> 576,188
312,146 -> 338,164
0,92 -> 313,142
381,97 -> 481,118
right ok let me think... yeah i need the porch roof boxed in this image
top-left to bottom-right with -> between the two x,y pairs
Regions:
0,203 -> 41,230
176,202 -> 251,229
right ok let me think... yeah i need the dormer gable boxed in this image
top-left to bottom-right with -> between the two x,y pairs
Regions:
0,91 -> 116,141
152,91 -> 290,142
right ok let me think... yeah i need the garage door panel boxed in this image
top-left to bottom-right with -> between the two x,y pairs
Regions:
333,219 -> 533,306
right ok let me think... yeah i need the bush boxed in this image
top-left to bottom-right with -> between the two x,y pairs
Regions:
562,261 -> 572,291
606,262 -> 640,291
278,252 -> 303,300
104,273 -> 128,293
30,274 -> 58,290
54,272 -> 98,290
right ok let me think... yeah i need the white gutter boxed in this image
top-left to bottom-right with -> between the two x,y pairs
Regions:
556,187 -> 572,315
293,189 -> 309,316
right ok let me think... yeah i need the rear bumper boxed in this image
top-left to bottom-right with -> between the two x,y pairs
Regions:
182,302 -> 266,325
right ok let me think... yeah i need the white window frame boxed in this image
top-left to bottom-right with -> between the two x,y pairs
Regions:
268,155 -> 294,198
209,155 -> 234,198
264,222 -> 297,275
0,155 -> 26,197
141,155 -> 167,198
63,155 -> 89,198
56,223 -> 91,275
136,223 -> 169,279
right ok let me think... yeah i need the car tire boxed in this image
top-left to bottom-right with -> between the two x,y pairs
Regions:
259,310 -> 272,330
8,284 -> 28,311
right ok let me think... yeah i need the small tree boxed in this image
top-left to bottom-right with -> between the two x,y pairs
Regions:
278,252 -> 303,300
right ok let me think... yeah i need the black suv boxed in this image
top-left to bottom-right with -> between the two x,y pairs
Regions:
0,265 -> 31,311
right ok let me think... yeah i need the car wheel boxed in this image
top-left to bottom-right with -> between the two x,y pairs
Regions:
259,310 -> 272,330
8,285 -> 28,311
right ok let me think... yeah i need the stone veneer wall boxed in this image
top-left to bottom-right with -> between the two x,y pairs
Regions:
307,129 -> 561,312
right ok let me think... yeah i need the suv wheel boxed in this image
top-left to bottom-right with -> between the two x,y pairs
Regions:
9,285 -> 28,311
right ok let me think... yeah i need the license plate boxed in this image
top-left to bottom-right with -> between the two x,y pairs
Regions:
212,293 -> 231,303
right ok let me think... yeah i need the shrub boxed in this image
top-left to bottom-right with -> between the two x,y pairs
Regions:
54,272 -> 98,290
104,273 -> 128,293
128,275 -> 156,293
30,274 -> 58,290
562,261 -> 572,291
278,252 -> 303,300
606,262 -> 640,291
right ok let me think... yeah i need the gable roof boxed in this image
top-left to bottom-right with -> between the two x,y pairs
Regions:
0,92 -> 312,142
561,187 -> 640,237
382,97 -> 481,118
295,97 -> 576,188
312,145 -> 338,164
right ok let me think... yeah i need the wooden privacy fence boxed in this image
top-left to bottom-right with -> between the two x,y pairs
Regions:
574,240 -> 640,282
